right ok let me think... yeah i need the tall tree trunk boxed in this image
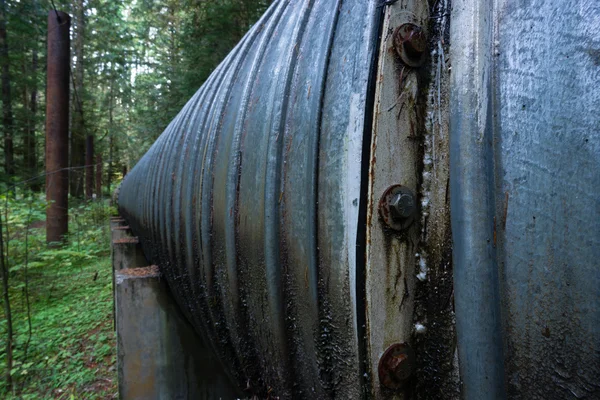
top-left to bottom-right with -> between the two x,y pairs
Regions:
85,134 -> 93,199
107,76 -> 113,194
95,152 -> 102,198
0,0 -> 14,178
70,0 -> 85,198
25,49 -> 39,190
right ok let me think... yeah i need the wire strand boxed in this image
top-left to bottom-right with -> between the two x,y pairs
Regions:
48,0 -> 61,23
1,160 -> 115,196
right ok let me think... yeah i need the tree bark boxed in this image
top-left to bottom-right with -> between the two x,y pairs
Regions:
25,48 -> 39,190
85,134 -> 93,199
107,76 -> 114,194
0,0 -> 14,178
70,0 -> 85,198
95,152 -> 102,198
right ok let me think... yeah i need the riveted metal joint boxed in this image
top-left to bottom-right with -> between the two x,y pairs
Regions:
379,185 -> 416,231
393,23 -> 427,67
378,343 -> 415,390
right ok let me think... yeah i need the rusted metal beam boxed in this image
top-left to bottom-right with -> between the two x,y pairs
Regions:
45,10 -> 70,244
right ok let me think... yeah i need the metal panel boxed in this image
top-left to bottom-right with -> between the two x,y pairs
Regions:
119,1 -> 382,397
451,0 -> 600,399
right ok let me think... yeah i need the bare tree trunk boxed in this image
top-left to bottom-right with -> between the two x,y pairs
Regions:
28,0 -> 40,192
70,0 -> 85,198
85,134 -> 93,199
95,152 -> 102,198
0,0 -> 14,178
25,49 -> 39,190
107,77 -> 114,194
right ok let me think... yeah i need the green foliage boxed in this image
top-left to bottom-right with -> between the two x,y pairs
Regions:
0,194 -> 116,398
2,0 -> 271,189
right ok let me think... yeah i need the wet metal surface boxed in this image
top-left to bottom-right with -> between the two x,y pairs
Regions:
411,0 -> 458,398
451,0 -> 600,398
119,1 -> 381,397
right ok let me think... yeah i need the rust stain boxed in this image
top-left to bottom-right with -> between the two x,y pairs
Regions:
378,343 -> 415,389
114,237 -> 140,244
119,265 -> 160,277
365,140 -> 377,231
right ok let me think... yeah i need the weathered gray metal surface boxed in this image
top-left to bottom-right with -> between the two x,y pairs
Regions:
450,0 -> 600,399
119,0 -> 381,397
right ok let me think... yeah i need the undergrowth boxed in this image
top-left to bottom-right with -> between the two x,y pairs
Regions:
0,193 -> 117,399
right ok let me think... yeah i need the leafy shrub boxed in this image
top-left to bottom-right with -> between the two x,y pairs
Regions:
0,192 -> 116,399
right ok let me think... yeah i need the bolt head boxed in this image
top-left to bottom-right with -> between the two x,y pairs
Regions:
404,28 -> 426,55
378,343 -> 415,389
378,185 -> 417,231
389,193 -> 416,220
393,24 -> 427,67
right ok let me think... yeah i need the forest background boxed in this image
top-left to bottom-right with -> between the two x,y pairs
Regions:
0,0 -> 270,398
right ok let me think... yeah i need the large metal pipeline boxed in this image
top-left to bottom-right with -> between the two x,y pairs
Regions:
119,0 -> 600,399
120,1 -> 381,397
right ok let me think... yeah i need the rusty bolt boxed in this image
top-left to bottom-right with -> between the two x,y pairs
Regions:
379,185 -> 416,231
393,23 -> 427,67
390,192 -> 416,221
378,343 -> 415,389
